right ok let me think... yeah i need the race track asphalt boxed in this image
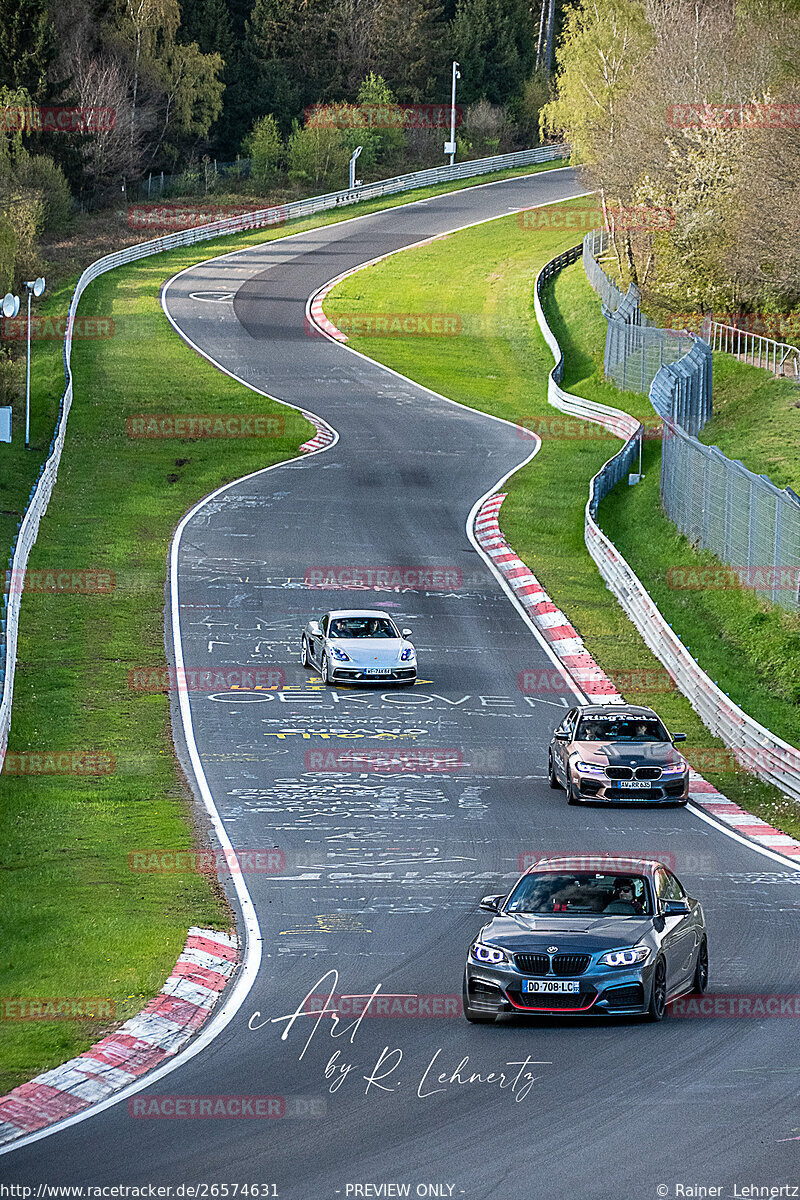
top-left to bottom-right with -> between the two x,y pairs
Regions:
6,168 -> 800,1199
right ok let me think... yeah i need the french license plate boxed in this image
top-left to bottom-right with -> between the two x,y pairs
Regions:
619,780 -> 651,789
363,668 -> 390,676
522,980 -> 580,994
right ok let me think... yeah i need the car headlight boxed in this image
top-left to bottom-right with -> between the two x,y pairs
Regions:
660,762 -> 687,776
470,943 -> 510,966
575,760 -> 606,776
600,946 -> 651,968
329,645 -> 351,662
399,646 -> 415,662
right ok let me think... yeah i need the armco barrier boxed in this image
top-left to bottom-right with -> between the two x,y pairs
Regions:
0,145 -> 569,769
534,245 -> 800,805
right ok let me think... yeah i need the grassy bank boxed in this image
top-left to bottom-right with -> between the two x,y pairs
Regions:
325,203 -> 798,837
0,249 -> 313,1093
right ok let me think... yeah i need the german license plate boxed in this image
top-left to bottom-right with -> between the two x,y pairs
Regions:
619,780 -> 651,789
522,980 -> 580,994
363,668 -> 390,675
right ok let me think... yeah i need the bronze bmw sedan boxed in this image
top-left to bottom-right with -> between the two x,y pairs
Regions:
548,704 -> 690,806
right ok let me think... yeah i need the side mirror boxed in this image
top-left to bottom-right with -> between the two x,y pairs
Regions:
479,894 -> 503,913
554,730 -> 569,742
308,620 -> 321,636
672,733 -> 687,742
662,898 -> 690,916
401,628 -> 412,638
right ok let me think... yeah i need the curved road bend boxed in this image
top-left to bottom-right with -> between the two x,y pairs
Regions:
7,170 -> 800,1198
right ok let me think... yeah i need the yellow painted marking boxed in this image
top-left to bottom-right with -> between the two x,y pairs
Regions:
279,914 -> 372,935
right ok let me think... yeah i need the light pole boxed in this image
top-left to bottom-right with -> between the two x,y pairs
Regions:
349,145 -> 363,191
445,61 -> 461,166
24,277 -> 45,450
1,293 -> 20,450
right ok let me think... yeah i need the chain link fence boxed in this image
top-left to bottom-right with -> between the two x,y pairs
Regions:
582,228 -> 800,613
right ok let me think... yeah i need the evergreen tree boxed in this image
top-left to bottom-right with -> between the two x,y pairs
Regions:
0,0 -> 58,99
450,0 -> 536,106
179,0 -> 233,56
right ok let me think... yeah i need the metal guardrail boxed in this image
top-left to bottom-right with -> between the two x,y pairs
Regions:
710,320 -> 800,378
534,244 -> 800,804
0,144 -> 570,767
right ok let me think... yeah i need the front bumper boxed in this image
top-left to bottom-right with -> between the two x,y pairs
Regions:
570,770 -> 689,803
464,957 -> 655,1017
329,665 -> 417,684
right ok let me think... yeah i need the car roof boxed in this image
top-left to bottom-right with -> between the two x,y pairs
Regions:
326,609 -> 398,619
525,855 -> 665,876
574,704 -> 660,718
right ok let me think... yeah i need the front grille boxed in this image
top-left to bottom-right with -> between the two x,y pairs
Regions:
514,952 -> 591,976
552,953 -> 591,976
514,953 -> 550,975
602,983 -> 644,1008
605,766 -> 633,780
510,991 -> 593,1010
635,766 -> 662,780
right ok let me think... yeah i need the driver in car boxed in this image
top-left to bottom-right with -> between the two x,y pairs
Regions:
603,878 -> 644,915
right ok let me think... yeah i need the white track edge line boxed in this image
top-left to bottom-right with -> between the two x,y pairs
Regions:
0,292 -> 343,1160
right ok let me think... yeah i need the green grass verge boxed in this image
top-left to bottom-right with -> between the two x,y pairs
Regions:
325,203 -> 799,839
0,158 -> 570,1092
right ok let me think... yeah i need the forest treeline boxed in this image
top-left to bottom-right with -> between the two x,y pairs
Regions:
544,0 -> 800,312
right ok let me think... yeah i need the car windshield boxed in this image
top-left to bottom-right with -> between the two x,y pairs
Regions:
329,617 -> 397,639
575,714 -> 669,742
504,871 -> 653,916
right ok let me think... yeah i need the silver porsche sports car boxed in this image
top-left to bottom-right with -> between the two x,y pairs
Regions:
301,609 -> 417,685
